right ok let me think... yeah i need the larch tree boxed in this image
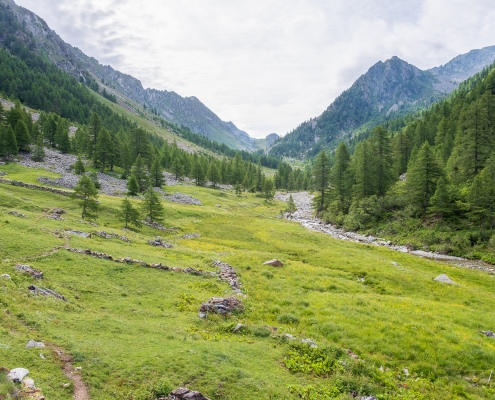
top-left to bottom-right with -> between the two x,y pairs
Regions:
73,175 -> 99,221
312,150 -> 331,215
141,186 -> 164,223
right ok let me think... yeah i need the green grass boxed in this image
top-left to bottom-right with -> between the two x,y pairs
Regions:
1,171 -> 495,399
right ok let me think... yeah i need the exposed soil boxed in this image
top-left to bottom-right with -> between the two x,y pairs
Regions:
49,344 -> 89,400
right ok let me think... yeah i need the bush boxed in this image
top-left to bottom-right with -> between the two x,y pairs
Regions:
278,314 -> 299,324
284,342 -> 345,375
250,326 -> 272,337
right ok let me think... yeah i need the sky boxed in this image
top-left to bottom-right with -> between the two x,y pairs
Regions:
13,0 -> 495,138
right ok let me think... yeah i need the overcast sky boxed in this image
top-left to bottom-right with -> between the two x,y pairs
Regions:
14,0 -> 495,138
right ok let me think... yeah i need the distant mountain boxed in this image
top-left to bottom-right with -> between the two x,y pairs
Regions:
0,0 -> 260,150
270,46 -> 495,159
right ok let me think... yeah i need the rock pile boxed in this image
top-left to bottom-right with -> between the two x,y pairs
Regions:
199,297 -> 244,318
65,230 -> 91,238
212,261 -> 243,294
480,330 -> 495,337
148,237 -> 173,248
94,231 -> 130,242
163,193 -> 202,205
47,208 -> 66,220
142,220 -> 175,232
157,387 -> 210,400
8,211 -> 27,218
0,178 -> 72,197
65,248 -> 212,277
28,285 -> 65,301
15,264 -> 43,279
0,171 -> 7,176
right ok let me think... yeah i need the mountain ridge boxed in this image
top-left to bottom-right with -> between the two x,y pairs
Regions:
269,46 -> 495,159
1,0 -> 260,150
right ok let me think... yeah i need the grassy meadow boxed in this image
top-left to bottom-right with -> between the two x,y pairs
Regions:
1,164 -> 495,399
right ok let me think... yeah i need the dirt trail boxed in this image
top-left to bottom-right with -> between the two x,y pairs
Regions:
276,192 -> 495,273
49,344 -> 89,400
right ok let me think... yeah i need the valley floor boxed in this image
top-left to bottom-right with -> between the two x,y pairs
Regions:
1,154 -> 495,399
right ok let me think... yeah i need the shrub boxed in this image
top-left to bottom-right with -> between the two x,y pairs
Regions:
278,314 -> 299,324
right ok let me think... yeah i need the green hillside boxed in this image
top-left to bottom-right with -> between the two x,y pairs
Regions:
1,165 -> 495,399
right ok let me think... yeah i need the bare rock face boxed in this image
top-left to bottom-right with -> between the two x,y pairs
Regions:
157,387 -> 211,400
263,259 -> 283,267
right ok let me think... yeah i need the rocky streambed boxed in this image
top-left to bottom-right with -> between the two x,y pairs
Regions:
276,192 -> 495,274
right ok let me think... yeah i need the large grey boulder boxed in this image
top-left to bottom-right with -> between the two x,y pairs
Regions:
7,368 -> 29,382
434,274 -> 457,285
263,259 -> 283,267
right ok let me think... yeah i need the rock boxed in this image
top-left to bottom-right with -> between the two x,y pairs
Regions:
392,262 -> 399,266
163,193 -> 202,206
50,208 -> 66,215
434,274 -> 457,285
65,230 -> 91,238
23,377 -> 35,389
142,220 -> 175,232
480,330 -> 495,337
94,231 -> 130,242
180,233 -> 201,239
283,334 -> 295,340
15,264 -> 43,279
233,323 -> 245,333
212,261 -> 243,294
7,368 -> 29,382
403,368 -> 410,377
1,274 -> 10,279
301,338 -> 317,348
28,285 -> 66,301
199,297 -> 244,317
263,259 -> 283,267
159,387 -> 211,400
360,397 -> 378,400
148,237 -> 173,248
26,340 -> 45,349
74,367 -> 82,371
8,211 -> 27,218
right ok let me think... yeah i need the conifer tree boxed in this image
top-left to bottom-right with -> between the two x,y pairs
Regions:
14,119 -> 30,151
56,121 -> 70,153
88,112 -> 101,158
371,126 -> 394,196
141,186 -> 164,223
330,142 -> 352,213
286,194 -> 297,216
74,155 -> 85,175
406,142 -> 443,215
469,155 -> 495,235
3,125 -> 18,156
73,175 -> 99,221
31,136 -> 45,161
351,141 -> 375,200
120,142 -> 132,178
235,182 -> 242,196
130,154 -> 149,191
263,179 -> 274,202
171,157 -> 184,181
127,175 -> 140,195
89,171 -> 101,189
95,128 -> 113,172
312,150 -> 331,215
207,163 -> 220,187
119,198 -> 141,229
150,157 -> 164,187
428,177 -> 452,220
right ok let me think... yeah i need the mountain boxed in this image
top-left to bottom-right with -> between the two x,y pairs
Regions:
270,46 -> 495,159
0,0 -> 260,150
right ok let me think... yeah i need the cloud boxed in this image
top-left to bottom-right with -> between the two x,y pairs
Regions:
14,0 -> 495,138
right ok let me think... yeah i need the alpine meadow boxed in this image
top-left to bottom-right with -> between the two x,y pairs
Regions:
1,0 -> 495,399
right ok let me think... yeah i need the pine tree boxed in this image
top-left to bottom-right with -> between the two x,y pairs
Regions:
130,154 -> 149,191
73,175 -> 99,220
31,136 -> 45,161
3,125 -> 18,156
207,163 -> 220,187
406,142 -> 444,215
56,121 -> 70,153
89,171 -> 101,189
119,198 -> 142,229
171,157 -> 184,181
469,155 -> 495,236
88,113 -> 101,158
120,142 -> 132,178
428,177 -> 452,220
127,175 -> 140,195
312,150 -> 331,215
351,141 -> 375,200
95,128 -> 113,172
370,126 -> 394,196
330,142 -> 352,213
263,179 -> 274,202
234,182 -> 242,196
286,194 -> 297,216
141,186 -> 164,223
14,119 -> 30,151
74,155 -> 85,175
150,157 -> 164,187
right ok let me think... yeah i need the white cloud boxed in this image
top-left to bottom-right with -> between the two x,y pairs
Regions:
14,0 -> 495,138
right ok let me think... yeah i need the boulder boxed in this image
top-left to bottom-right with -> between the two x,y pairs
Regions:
15,264 -> 43,279
433,274 -> 457,285
158,387 -> 211,400
263,259 -> 283,267
480,330 -> 495,337
7,368 -> 29,382
26,340 -> 45,349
